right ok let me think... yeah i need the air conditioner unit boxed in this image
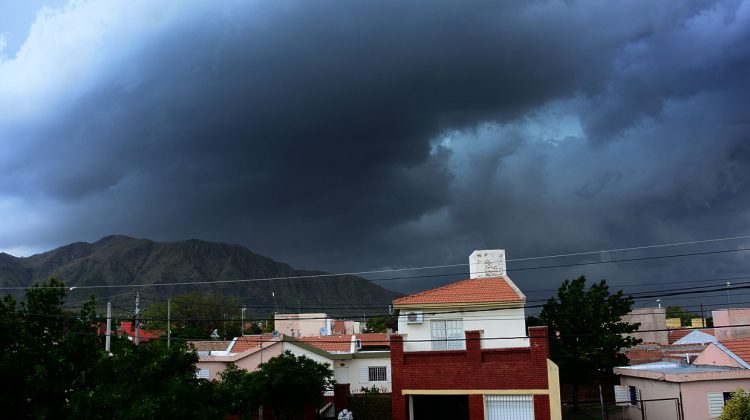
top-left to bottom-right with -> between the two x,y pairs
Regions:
406,311 -> 424,324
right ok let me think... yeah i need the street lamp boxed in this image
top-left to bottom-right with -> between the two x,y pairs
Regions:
656,299 -> 661,308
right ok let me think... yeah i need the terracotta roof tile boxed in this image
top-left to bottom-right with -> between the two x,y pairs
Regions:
298,334 -> 353,353
189,341 -> 232,352
358,333 -> 390,348
393,277 -> 523,306
721,338 -> 750,364
231,335 -> 278,353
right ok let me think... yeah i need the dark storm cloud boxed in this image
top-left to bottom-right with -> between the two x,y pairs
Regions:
1,0 -> 750,298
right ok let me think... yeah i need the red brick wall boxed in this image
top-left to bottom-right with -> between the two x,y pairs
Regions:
391,327 -> 551,420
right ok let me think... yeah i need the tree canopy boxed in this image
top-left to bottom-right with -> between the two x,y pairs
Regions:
0,280 -> 334,419
540,276 -> 641,407
720,388 -> 750,420
364,314 -> 397,333
251,350 -> 335,420
142,292 -> 243,339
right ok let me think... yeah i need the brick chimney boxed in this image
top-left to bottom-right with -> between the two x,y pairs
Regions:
470,249 -> 506,278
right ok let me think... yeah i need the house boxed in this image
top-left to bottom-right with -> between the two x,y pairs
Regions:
193,336 -> 284,380
274,313 -> 362,337
192,333 -> 392,392
390,249 -> 561,420
118,321 -> 161,343
693,337 -> 750,369
615,323 -> 750,419
614,362 -> 750,420
713,309 -> 750,341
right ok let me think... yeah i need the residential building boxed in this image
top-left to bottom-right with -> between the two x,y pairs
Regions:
274,313 -> 362,337
192,333 -> 391,392
275,313 -> 330,337
713,309 -> 750,341
614,362 -> 750,420
118,321 -> 161,343
693,337 -> 750,369
621,307 -> 668,345
390,249 -> 561,420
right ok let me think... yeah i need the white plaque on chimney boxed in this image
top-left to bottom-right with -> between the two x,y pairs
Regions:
470,250 -> 506,278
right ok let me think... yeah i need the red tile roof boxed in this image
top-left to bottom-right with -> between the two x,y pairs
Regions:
358,333 -> 390,348
298,334 -> 353,353
393,277 -> 523,306
119,321 -> 161,342
231,335 -> 278,353
721,338 -> 750,364
189,341 -> 232,352
332,320 -> 346,335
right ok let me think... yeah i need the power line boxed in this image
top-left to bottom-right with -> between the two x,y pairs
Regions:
2,235 -> 748,291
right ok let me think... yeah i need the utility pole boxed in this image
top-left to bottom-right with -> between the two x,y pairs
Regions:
135,292 -> 141,345
167,298 -> 171,348
700,304 -> 705,328
105,301 -> 112,353
242,307 -> 247,336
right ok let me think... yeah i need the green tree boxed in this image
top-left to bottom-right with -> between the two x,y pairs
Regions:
250,351 -> 335,420
720,388 -> 750,420
143,293 -> 242,339
364,315 -> 397,333
540,276 -> 641,409
0,278 -> 102,418
67,339 -> 221,419
666,305 -> 701,326
214,363 -> 256,417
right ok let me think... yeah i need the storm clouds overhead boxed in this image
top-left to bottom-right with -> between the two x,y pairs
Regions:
1,0 -> 749,297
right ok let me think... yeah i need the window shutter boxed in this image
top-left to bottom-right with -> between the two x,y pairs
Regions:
387,366 -> 392,383
708,392 -> 725,418
486,395 -> 534,420
197,369 -> 210,379
358,367 -> 368,383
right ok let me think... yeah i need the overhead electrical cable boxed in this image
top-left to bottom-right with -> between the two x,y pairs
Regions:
1,234 -> 748,290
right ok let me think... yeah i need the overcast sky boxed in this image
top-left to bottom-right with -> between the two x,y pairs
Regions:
1,1 -> 749,303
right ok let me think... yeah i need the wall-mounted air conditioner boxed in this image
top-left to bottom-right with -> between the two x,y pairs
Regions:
406,311 -> 424,324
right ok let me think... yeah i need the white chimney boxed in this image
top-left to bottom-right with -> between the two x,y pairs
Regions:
470,250 -> 506,278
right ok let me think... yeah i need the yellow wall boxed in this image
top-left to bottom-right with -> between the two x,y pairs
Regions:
547,359 -> 562,420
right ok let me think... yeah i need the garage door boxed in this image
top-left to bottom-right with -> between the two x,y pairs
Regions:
486,395 -> 534,420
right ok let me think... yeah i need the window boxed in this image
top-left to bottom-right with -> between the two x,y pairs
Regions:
486,395 -> 534,420
368,366 -> 387,382
196,369 -> 210,380
708,392 -> 735,418
431,319 -> 464,350
358,366 -> 390,383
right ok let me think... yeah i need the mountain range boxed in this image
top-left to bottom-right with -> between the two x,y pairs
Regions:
0,235 -> 400,317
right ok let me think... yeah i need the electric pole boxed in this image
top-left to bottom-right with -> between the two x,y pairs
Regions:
135,292 -> 141,345
242,307 -> 247,336
105,301 -> 112,353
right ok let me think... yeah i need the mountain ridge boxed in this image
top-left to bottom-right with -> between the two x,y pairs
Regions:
0,235 -> 400,316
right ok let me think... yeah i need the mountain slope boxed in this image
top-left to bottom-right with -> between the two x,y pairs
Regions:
0,235 -> 400,316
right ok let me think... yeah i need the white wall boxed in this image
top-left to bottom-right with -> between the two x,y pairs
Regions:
619,377 -> 681,420
397,307 -> 529,352
349,355 -> 392,392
